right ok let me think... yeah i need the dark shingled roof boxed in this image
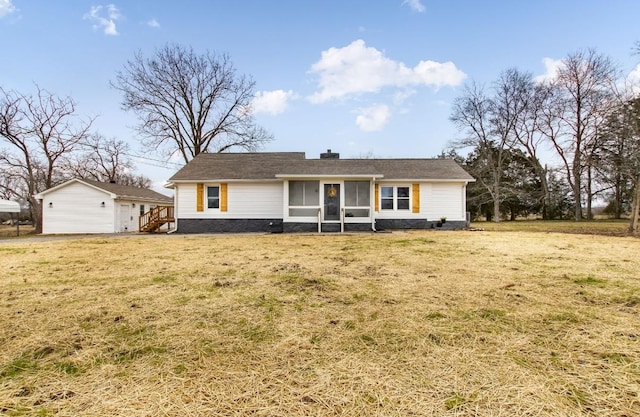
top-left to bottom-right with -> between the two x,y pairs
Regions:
80,179 -> 173,202
170,153 -> 306,180
169,152 -> 473,181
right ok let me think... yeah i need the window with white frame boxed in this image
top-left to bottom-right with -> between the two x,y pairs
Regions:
380,186 -> 410,211
289,181 -> 319,216
207,186 -> 220,209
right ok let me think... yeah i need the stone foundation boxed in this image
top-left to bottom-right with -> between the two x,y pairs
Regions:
177,218 -> 280,233
176,218 -> 466,233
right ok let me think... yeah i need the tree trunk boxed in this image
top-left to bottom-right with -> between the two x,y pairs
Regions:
493,178 -> 501,223
614,175 -> 623,219
528,158 -> 550,219
541,174 -> 551,220
30,196 -> 43,234
629,176 -> 640,236
572,159 -> 583,220
586,165 -> 593,220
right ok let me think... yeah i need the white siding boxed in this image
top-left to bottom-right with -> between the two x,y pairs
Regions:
177,182 -> 283,219
424,182 -> 466,221
375,182 -> 428,220
42,182 -> 114,234
372,182 -> 467,221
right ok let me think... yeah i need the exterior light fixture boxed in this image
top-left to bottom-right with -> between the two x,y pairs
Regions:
101,201 -> 105,207
49,202 -> 53,208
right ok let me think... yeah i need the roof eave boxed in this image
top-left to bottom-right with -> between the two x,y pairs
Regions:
378,178 -> 475,182
115,196 -> 173,203
170,178 -> 283,183
275,174 -> 384,179
35,179 -> 116,199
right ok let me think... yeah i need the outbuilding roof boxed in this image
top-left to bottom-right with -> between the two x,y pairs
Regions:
169,152 -> 474,182
0,199 -> 20,213
36,179 -> 173,203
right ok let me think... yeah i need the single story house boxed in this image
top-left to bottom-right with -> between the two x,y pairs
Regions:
36,179 -> 173,234
166,150 -> 474,233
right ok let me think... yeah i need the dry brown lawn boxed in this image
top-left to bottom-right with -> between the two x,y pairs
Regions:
472,219 -> 632,236
0,225 -> 35,238
1,230 -> 639,416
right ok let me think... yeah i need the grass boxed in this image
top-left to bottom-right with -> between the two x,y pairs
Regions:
0,227 -> 639,416
0,225 -> 36,238
472,219 -> 631,236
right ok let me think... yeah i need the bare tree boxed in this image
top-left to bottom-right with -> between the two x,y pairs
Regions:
545,49 -> 619,220
451,83 -> 500,220
80,133 -> 130,182
628,44 -> 640,234
451,70 -> 529,222
0,166 -> 25,201
112,44 -> 273,163
631,174 -> 640,235
509,77 -> 557,218
0,85 -> 92,232
354,150 -> 376,159
599,96 -> 640,233
65,133 -> 152,188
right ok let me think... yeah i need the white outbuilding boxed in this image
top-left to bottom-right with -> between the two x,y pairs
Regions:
36,179 -> 173,234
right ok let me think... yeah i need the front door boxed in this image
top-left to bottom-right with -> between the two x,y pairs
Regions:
119,204 -> 130,232
324,184 -> 340,221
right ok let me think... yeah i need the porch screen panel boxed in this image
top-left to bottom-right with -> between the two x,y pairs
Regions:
345,181 -> 370,206
289,181 -> 319,206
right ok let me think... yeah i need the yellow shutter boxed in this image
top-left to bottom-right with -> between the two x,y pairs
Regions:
196,183 -> 204,212
374,184 -> 379,212
220,183 -> 228,212
412,183 -> 420,213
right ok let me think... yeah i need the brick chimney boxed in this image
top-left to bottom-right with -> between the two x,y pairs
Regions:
320,149 -> 340,159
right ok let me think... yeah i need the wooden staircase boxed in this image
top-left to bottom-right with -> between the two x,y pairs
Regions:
139,206 -> 175,232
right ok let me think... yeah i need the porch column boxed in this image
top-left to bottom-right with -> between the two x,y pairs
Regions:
370,177 -> 377,231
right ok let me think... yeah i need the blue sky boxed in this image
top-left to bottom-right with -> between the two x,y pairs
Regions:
2,0 -> 640,192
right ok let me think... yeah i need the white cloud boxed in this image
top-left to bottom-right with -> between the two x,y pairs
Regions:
84,4 -> 122,36
147,18 -> 160,28
534,57 -> 565,84
627,64 -> 640,93
403,0 -> 425,13
251,90 -> 299,115
393,89 -> 416,105
0,0 -> 16,18
355,104 -> 390,132
308,39 -> 466,103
